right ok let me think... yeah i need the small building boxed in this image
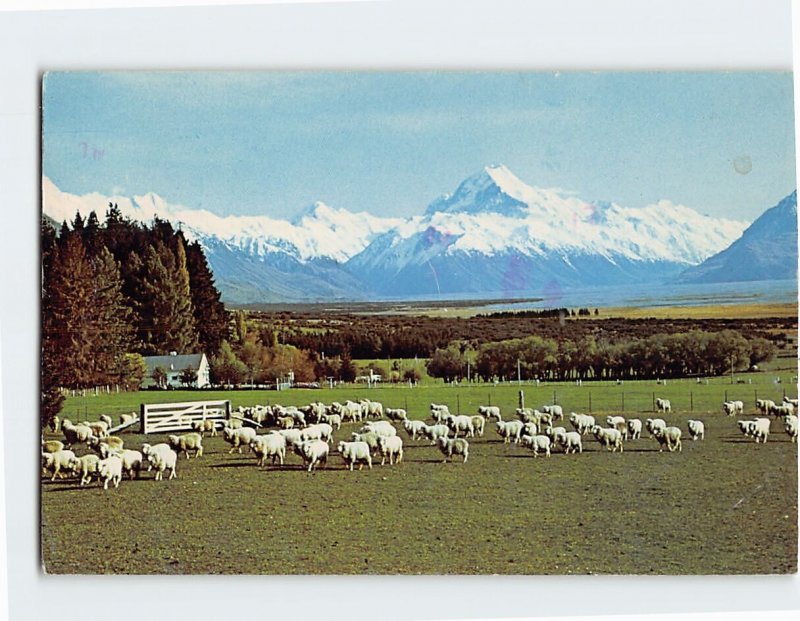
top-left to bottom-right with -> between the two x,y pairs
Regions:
142,352 -> 210,389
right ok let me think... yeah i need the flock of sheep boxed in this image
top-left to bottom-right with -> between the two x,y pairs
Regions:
41,393 -> 798,490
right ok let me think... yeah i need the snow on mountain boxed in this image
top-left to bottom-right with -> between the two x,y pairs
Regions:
42,177 -> 401,264
347,165 -> 749,295
42,165 -> 758,303
677,191 -> 797,284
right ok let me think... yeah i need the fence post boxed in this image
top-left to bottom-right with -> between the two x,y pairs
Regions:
139,403 -> 146,434
725,390 -> 728,402
553,390 -> 557,405
518,390 -> 525,409
754,389 -> 758,405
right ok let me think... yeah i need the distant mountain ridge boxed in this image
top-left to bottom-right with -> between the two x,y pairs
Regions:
43,166 -> 761,303
677,191 -> 797,284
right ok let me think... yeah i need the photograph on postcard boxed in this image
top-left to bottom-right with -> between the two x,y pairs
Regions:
40,71 -> 797,574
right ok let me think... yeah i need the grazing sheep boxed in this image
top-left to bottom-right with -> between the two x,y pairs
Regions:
319,412 -> 342,430
341,401 -> 363,423
783,415 -> 798,442
224,417 -> 244,430
144,446 -> 178,481
277,416 -> 295,430
445,414 -> 475,438
627,418 -> 643,440
293,439 -> 329,472
111,449 -> 144,480
89,435 -> 124,456
277,428 -> 304,449
420,423 -> 451,444
168,433 -> 204,459
655,398 -> 671,413
740,418 -> 771,443
49,415 -> 61,433
569,412 -> 595,435
558,431 -> 583,454
522,421 -> 539,438
359,420 -> 397,438
430,403 -> 451,423
478,405 -> 501,421
191,419 -> 218,437
495,420 -> 524,444
606,416 -> 628,440
470,415 -> 486,437
99,414 -> 113,429
771,403 -> 794,417
436,437 -> 469,463
377,435 -> 404,466
645,418 -> 667,438
42,439 -> 64,454
42,450 -> 77,481
520,434 -> 551,457
61,420 -> 93,447
360,399 -> 384,419
250,433 -> 287,467
544,426 -> 567,446
687,419 -> 705,441
541,404 -> 564,420
402,419 -> 427,441
68,454 -> 101,486
783,397 -> 799,408
350,431 -> 383,454
337,440 -> 373,471
756,399 -> 776,416
515,407 -> 538,424
385,408 -> 408,422
653,426 -> 682,452
97,455 -> 123,489
222,426 -> 258,454
591,425 -> 623,452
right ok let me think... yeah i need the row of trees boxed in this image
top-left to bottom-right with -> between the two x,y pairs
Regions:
41,207 -> 228,424
426,330 -> 776,383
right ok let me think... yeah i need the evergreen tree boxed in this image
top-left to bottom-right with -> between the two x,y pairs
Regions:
185,240 -> 228,356
72,210 -> 85,232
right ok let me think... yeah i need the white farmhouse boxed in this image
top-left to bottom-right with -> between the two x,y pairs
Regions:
142,352 -> 210,389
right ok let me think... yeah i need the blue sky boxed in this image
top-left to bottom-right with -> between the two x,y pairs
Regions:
43,71 -> 796,221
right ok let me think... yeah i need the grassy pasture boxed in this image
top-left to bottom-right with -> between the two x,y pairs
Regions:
42,375 -> 797,574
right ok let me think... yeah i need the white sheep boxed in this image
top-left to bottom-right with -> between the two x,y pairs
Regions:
771,403 -> 794,417
250,433 -> 287,467
359,420 -> 397,438
350,431 -> 383,454
99,414 -> 113,429
520,434 -> 551,457
756,399 -> 776,416
783,415 -> 798,442
430,403 -> 451,423
687,419 -> 705,441
42,439 -> 64,454
145,446 -> 178,480
337,440 -> 373,471
112,449 -> 144,480
61,420 -> 92,447
168,433 -> 204,459
377,435 -> 404,466
645,418 -> 667,437
421,423 -> 451,444
541,404 -> 564,420
522,421 -> 539,438
119,412 -> 138,428
653,426 -> 682,452
783,397 -> 799,408
278,428 -> 304,449
385,407 -> 408,421
627,419 -> 643,440
402,419 -> 427,441
591,425 -> 623,452
301,423 -> 334,444
495,420 -> 523,444
436,437 -> 469,463
655,398 -> 671,413
89,435 -> 124,456
544,426 -> 567,446
558,431 -> 583,454
606,415 -> 628,440
294,439 -> 329,472
191,419 -> 218,437
49,415 -> 61,433
478,405 -> 501,421
68,454 -> 101,486
445,414 -> 474,438
569,412 -> 595,435
319,412 -> 342,430
222,426 -> 257,454
97,455 -> 123,489
42,449 -> 77,481
751,418 -> 771,443
470,415 -> 486,437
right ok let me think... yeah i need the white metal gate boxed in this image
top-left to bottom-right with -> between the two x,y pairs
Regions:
140,400 -> 231,434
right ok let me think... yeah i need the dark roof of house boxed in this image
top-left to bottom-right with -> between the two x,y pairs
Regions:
143,353 -> 206,373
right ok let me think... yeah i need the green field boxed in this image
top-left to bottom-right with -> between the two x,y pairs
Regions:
42,373 -> 797,574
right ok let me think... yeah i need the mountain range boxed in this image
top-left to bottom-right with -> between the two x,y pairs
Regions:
42,166 -> 794,304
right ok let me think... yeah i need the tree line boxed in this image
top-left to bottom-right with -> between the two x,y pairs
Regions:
425,330 -> 776,383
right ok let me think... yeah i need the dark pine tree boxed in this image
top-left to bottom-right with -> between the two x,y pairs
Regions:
185,239 -> 228,356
